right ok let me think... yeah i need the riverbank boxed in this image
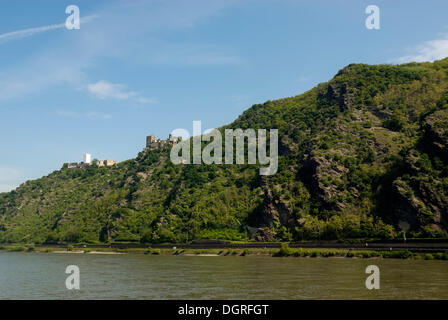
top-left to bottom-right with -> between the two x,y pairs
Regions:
1,244 -> 447,260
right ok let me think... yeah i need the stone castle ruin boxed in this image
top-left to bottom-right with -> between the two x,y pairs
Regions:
146,134 -> 182,149
62,133 -> 181,170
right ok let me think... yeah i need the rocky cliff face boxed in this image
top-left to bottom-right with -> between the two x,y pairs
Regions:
250,60 -> 448,239
424,109 -> 448,161
386,109 -> 448,233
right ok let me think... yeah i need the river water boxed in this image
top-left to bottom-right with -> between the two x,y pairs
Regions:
0,252 -> 447,299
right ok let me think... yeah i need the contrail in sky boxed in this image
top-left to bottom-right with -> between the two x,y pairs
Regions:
0,15 -> 99,44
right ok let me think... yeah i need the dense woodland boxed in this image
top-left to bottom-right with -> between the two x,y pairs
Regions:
1,58 -> 448,244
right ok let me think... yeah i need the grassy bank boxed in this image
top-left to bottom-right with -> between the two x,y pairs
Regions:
273,243 -> 448,260
1,244 -> 448,260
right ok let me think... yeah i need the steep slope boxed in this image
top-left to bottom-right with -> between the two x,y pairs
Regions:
1,58 -> 448,244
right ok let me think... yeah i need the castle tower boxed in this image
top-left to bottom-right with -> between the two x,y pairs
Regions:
146,134 -> 156,148
83,153 -> 92,164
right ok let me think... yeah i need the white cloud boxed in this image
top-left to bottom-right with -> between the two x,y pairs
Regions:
87,80 -> 137,100
87,80 -> 155,104
397,33 -> 448,63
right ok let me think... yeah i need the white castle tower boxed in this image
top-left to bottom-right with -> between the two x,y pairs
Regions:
83,153 -> 92,164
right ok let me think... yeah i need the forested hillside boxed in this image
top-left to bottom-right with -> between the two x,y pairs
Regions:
1,58 -> 448,244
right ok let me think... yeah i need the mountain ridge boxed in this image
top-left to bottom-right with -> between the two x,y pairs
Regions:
1,58 -> 448,243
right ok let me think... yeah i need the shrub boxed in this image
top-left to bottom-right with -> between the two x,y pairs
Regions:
63,228 -> 83,243
434,253 -> 444,260
293,248 -> 304,257
358,251 -> 373,258
151,248 -> 161,255
399,250 -> 413,259
275,243 -> 293,257
362,121 -> 372,128
174,249 -> 185,255
380,250 -> 413,259
321,250 -> 336,257
140,229 -> 153,244
443,251 -> 448,260
424,253 -> 434,260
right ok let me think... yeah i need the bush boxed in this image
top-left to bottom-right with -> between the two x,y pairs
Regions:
424,253 -> 434,260
362,121 -> 372,128
173,249 -> 185,255
399,250 -> 413,259
434,253 -> 444,260
321,250 -> 336,257
64,228 -> 83,243
275,243 -> 293,257
381,250 -> 413,259
45,232 -> 60,244
140,229 -> 153,244
151,248 -> 161,255
293,248 -> 304,257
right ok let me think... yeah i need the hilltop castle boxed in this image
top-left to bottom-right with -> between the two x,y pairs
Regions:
64,153 -> 118,169
62,133 -> 181,170
146,134 -> 182,149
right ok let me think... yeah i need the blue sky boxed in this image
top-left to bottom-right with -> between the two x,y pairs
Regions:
1,0 -> 448,192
